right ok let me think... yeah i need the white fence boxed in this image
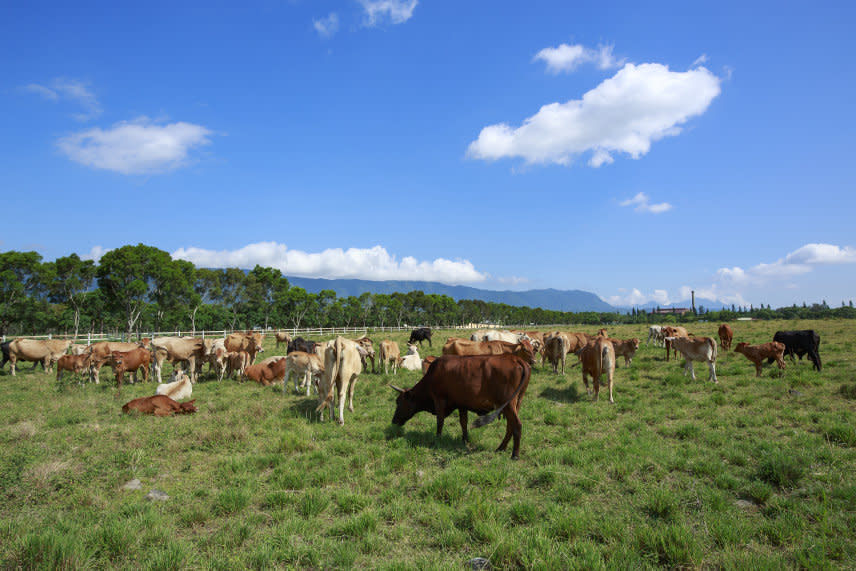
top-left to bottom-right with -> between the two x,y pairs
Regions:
1,323 -> 493,344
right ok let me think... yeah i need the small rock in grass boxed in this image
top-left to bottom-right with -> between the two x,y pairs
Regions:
735,499 -> 755,510
121,479 -> 142,490
145,489 -> 169,501
468,557 -> 492,570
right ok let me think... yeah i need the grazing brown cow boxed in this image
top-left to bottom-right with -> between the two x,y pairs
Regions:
122,395 -> 197,416
56,352 -> 93,383
662,326 -> 689,361
112,347 -> 152,390
390,353 -> 531,460
667,336 -> 718,383
609,338 -> 640,367
576,337 -> 616,403
718,324 -> 734,351
734,341 -> 786,377
379,340 -> 401,375
275,331 -> 292,349
543,334 -> 567,374
442,339 -> 536,365
8,338 -> 73,376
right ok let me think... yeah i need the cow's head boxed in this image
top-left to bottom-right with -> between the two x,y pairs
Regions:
630,338 -> 640,350
390,385 -> 420,426
513,339 -> 536,365
178,400 -> 197,414
733,342 -> 748,353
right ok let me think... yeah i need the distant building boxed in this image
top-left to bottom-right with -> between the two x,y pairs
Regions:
652,307 -> 691,315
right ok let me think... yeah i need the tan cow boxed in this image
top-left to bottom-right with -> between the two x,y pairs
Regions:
316,336 -> 362,425
275,331 -> 292,349
442,339 -> 536,365
225,332 -> 265,363
379,340 -> 401,375
206,339 -> 230,381
576,337 -> 616,403
543,334 -> 567,374
151,337 -> 206,383
112,347 -> 151,389
225,351 -> 251,379
667,336 -> 718,383
353,337 -> 376,373
8,338 -> 73,376
88,338 -> 150,383
718,324 -> 734,351
282,351 -> 325,395
69,343 -> 90,356
609,338 -> 640,367
734,341 -> 786,377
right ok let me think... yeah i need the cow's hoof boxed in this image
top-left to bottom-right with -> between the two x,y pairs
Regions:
337,418 -> 344,426
511,454 -> 520,461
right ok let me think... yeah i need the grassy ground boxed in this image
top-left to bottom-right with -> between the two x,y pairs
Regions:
1,319 -> 854,569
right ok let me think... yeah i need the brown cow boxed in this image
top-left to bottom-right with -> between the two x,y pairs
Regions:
609,337 -> 640,367
576,337 -> 616,403
87,338 -> 149,383
734,341 -> 786,377
379,340 -> 401,375
662,326 -> 689,361
242,358 -> 288,386
275,331 -> 292,349
112,347 -> 152,390
442,339 -> 536,365
225,332 -> 265,364
122,395 -> 197,416
56,352 -> 93,384
225,351 -> 251,379
543,334 -> 567,374
421,355 -> 438,373
8,338 -> 73,376
390,353 -> 531,460
718,324 -> 734,351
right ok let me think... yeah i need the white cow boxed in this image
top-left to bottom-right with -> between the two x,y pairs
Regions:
399,344 -> 422,371
156,372 -> 193,401
647,325 -> 665,347
317,337 -> 362,425
667,336 -> 718,383
282,351 -> 324,395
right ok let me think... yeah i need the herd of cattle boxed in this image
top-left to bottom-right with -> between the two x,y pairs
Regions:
0,325 -> 822,459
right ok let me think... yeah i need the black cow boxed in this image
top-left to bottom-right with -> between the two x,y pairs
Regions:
770,330 -> 821,372
287,337 -> 318,355
408,327 -> 432,347
390,353 -> 531,459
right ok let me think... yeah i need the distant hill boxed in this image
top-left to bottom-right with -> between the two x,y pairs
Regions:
284,277 -> 617,313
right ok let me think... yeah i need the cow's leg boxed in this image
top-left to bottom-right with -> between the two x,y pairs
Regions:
305,372 -> 313,396
347,376 -> 356,412
336,380 -> 347,425
607,372 -> 614,403
435,401 -> 446,437
581,371 -> 590,395
754,360 -> 763,377
810,350 -> 822,372
776,355 -> 786,370
9,355 -> 16,376
708,361 -> 717,383
593,375 -> 600,401
458,409 -> 469,443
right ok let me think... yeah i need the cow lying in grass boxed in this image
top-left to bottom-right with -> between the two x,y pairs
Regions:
243,358 -> 287,387
398,344 -> 422,372
156,372 -> 193,401
734,342 -> 786,377
122,395 -> 197,416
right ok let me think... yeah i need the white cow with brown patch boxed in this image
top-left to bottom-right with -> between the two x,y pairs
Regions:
667,336 -> 718,383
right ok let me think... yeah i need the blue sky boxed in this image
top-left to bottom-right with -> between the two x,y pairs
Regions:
2,0 -> 855,308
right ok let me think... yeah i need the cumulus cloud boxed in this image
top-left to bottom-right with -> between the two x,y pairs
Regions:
359,0 -> 417,26
467,62 -> 721,167
534,43 -> 622,73
57,117 -> 213,175
81,245 -> 111,263
717,243 -> 856,285
605,285 -> 748,308
313,12 -> 339,38
619,192 -> 672,214
171,242 -> 488,284
23,78 -> 102,120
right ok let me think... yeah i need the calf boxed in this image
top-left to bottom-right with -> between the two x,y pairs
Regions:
734,342 -> 786,377
543,334 -> 567,374
112,347 -> 151,390
576,337 -> 616,402
353,337 -> 376,373
225,351 -> 250,379
662,326 -> 689,361
275,331 -> 292,349
122,395 -> 197,416
282,351 -> 325,395
771,330 -> 821,372
718,324 -> 734,351
609,337 -> 640,367
56,352 -> 93,384
667,336 -> 718,383
156,372 -> 193,401
379,340 -> 401,375
647,325 -> 665,347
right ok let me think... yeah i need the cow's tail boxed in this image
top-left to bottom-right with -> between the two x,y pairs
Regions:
601,342 -> 612,373
708,337 -> 718,361
472,364 -> 530,428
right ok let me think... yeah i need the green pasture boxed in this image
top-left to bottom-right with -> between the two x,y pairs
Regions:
1,319 -> 854,569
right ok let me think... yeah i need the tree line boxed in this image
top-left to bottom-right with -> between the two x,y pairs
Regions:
2,244 -> 853,339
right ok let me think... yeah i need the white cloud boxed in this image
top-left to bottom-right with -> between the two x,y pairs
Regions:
619,192 -> 672,214
467,62 -> 721,167
717,243 -> 856,285
81,245 -> 111,263
534,43 -> 622,73
692,54 -> 708,66
171,242 -> 488,285
605,285 -> 748,308
313,12 -> 339,38
57,117 -> 213,175
23,78 -> 102,120
359,0 -> 418,26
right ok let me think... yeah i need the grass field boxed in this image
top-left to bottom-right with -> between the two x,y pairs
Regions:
1,319 -> 854,569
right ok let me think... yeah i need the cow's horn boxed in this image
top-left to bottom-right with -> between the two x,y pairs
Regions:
389,384 -> 405,393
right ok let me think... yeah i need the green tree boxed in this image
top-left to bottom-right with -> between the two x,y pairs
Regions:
46,254 -> 96,340
0,251 -> 44,336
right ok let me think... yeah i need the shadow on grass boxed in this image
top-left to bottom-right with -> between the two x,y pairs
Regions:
384,423 -> 474,456
540,383 -> 582,403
